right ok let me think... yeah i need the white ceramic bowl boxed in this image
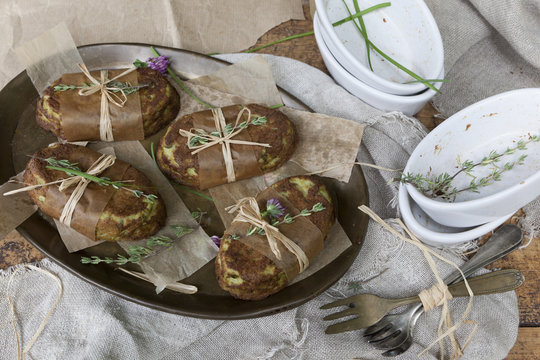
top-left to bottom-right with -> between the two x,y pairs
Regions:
315,0 -> 444,95
399,184 -> 513,247
314,14 -> 442,116
404,88 -> 540,227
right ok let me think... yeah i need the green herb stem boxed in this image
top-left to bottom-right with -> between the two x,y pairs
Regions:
352,0 -> 373,71
246,32 -> 314,53
46,166 -> 112,185
247,202 -> 326,236
150,46 -> 214,108
150,142 -> 157,165
45,162 -> 156,201
331,2 -> 391,26
244,3 -> 390,54
340,1 -> 441,93
177,185 -> 214,202
404,79 -> 450,84
81,230 -> 192,266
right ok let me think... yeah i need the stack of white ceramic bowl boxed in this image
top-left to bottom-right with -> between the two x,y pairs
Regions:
314,0 -> 444,116
400,88 -> 540,246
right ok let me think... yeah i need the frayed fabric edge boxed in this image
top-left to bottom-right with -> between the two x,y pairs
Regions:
257,318 -> 309,360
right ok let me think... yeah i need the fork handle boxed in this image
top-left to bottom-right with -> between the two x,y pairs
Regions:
447,269 -> 524,297
390,269 -> 524,308
444,225 -> 522,285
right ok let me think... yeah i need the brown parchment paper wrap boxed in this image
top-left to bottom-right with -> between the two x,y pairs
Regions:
54,146 -> 114,252
27,148 -> 131,240
15,24 -> 145,142
180,56 -> 365,184
226,187 -> 324,281
192,106 -> 264,189
59,69 -> 145,142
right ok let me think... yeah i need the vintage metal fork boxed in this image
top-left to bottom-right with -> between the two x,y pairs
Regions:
322,268 -> 523,334
363,224 -> 523,356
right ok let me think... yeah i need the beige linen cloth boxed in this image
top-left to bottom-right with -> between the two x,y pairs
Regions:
1,1 -> 539,359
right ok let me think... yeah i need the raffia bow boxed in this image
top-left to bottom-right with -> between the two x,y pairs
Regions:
76,64 -> 138,142
4,154 -> 116,228
226,197 -> 310,273
179,107 -> 270,183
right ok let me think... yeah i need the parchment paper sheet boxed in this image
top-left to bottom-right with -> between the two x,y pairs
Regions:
0,0 -> 304,89
0,174 -> 38,240
14,23 -> 83,95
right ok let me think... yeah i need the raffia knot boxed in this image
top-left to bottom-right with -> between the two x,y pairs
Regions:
58,154 -> 116,227
179,107 -> 270,183
76,64 -> 137,141
418,282 -> 454,312
225,197 -> 310,273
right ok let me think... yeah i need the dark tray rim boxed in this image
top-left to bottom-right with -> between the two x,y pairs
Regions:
5,42 -> 369,319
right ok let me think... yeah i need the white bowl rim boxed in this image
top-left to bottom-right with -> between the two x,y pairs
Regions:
399,184 -> 513,245
404,88 -> 540,209
314,13 -> 442,104
315,0 -> 444,94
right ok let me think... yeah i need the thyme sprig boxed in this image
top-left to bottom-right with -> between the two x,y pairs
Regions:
190,209 -> 207,223
170,225 -> 194,237
149,47 -> 215,108
401,136 -> 540,201
45,157 -> 157,203
247,201 -> 326,236
53,81 -> 146,95
188,116 -> 267,147
81,227 -> 193,265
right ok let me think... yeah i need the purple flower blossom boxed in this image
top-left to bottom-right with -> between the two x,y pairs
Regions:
211,235 -> 221,247
265,198 -> 286,219
146,55 -> 170,75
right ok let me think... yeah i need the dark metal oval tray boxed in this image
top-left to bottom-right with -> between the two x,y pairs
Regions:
0,43 -> 369,319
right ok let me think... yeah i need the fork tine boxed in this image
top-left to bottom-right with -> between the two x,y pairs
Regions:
323,307 -> 359,321
363,322 -> 392,338
367,328 -> 401,344
325,317 -> 368,334
320,295 -> 360,310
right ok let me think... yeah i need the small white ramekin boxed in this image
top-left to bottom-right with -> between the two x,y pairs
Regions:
315,0 -> 444,96
314,13 -> 442,116
399,184 -> 513,247
404,88 -> 540,227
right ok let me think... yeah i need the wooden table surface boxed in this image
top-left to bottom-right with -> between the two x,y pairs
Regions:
1,1 -> 538,358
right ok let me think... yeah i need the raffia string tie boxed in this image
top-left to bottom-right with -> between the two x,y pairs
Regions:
226,197 -> 309,273
290,159 -> 403,175
3,154 -> 116,228
76,64 -> 137,142
7,264 -> 63,360
179,107 -> 270,183
58,154 -> 115,226
419,282 -> 454,311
